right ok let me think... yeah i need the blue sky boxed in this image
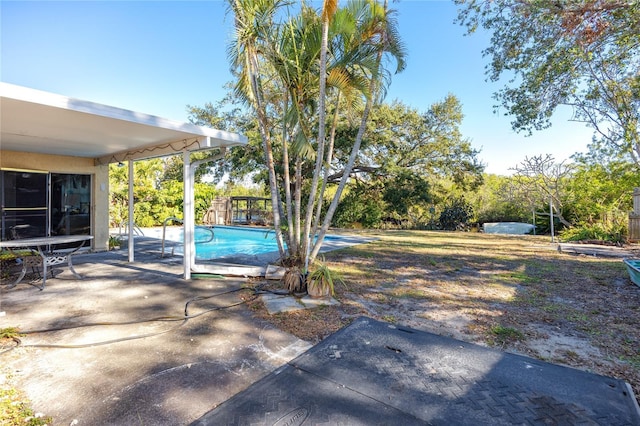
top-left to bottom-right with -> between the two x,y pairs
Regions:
1,0 -> 595,175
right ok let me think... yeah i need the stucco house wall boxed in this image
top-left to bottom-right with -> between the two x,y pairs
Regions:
1,150 -> 110,252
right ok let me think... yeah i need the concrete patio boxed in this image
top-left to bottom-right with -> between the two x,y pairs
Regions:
0,238 -> 311,424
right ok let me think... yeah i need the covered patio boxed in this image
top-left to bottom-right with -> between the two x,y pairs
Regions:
0,82 -> 247,279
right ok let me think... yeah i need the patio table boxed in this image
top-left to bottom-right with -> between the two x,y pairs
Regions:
0,235 -> 93,290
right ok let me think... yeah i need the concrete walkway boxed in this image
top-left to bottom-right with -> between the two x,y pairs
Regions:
0,240 -> 311,425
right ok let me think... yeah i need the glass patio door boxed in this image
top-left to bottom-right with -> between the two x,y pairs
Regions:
50,173 -> 91,236
0,170 -> 49,240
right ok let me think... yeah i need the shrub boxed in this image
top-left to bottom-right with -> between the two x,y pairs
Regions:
439,197 -> 474,231
560,221 -> 627,244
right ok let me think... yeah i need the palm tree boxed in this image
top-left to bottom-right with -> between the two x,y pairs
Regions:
227,0 -> 288,258
260,3 -> 322,263
308,0 -> 407,263
226,0 -> 406,273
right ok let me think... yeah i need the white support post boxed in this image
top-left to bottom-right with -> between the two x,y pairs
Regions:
183,151 -> 193,280
183,147 -> 226,279
128,160 -> 135,262
549,196 -> 555,243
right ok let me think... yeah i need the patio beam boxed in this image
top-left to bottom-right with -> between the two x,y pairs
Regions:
95,134 -> 245,166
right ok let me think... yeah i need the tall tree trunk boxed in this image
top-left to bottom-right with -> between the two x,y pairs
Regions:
312,93 -> 341,237
281,94 -> 296,255
310,87 -> 376,263
302,0 -> 335,271
229,0 -> 288,259
247,52 -> 286,259
294,156 -> 303,259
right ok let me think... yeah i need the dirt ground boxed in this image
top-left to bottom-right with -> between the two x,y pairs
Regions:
246,230 -> 640,397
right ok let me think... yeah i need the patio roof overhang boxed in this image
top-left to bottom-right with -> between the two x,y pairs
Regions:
1,82 -> 249,280
0,82 -> 247,163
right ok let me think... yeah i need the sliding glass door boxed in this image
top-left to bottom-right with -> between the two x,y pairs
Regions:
51,173 -> 91,236
0,170 -> 92,240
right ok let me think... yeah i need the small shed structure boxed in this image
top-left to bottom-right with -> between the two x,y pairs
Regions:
202,196 -> 272,226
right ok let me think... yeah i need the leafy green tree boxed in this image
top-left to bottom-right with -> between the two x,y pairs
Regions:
159,154 -> 224,184
456,1 -> 640,164
109,158 -> 224,228
331,174 -> 432,229
228,0 -> 291,259
187,101 -> 265,184
337,97 -> 483,187
560,150 -> 640,242
191,93 -> 483,231
348,97 -> 483,186
466,174 -> 531,224
568,156 -> 638,224
382,171 -> 433,217
326,97 -> 483,226
109,163 -> 129,228
110,159 -> 181,227
333,183 -> 385,228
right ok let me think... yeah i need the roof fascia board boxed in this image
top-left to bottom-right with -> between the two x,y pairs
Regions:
1,82 -> 215,136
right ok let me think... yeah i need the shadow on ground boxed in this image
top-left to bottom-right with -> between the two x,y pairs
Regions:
0,239 -> 311,425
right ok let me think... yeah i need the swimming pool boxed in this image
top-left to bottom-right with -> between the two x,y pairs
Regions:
162,225 -> 367,261
164,226 -> 277,260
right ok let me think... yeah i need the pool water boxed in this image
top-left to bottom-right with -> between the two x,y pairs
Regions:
167,226 -> 279,259
166,225 -> 351,260
197,226 -> 281,259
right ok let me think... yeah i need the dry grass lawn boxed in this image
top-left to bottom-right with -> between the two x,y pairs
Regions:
247,230 -> 640,396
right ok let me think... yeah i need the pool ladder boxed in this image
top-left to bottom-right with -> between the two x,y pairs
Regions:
161,217 -> 215,258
